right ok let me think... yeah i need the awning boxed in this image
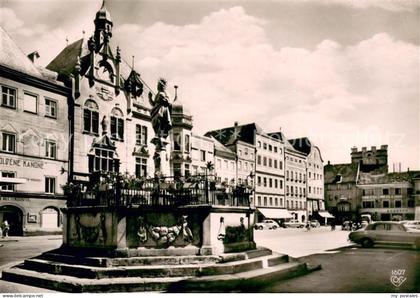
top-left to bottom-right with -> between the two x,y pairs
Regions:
0,177 -> 27,186
318,211 -> 335,218
258,208 -> 293,219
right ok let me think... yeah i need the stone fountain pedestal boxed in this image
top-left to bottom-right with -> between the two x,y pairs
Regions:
1,201 -> 319,292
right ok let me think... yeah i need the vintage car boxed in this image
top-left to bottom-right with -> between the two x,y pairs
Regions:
349,221 -> 420,248
400,220 -> 420,230
284,220 -> 305,228
310,220 -> 320,228
254,219 -> 280,230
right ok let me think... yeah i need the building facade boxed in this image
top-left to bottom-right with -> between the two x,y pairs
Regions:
284,141 -> 307,223
358,171 -> 418,221
206,123 -> 290,222
289,137 -> 327,223
0,27 -> 70,235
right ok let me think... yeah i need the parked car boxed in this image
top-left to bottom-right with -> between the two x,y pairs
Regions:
400,221 -> 420,230
349,221 -> 420,248
284,220 -> 304,228
254,219 -> 280,230
310,220 -> 320,228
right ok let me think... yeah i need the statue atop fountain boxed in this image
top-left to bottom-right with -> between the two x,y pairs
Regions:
148,78 -> 177,177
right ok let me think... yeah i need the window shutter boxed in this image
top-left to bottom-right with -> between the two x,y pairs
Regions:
83,109 -> 91,132
110,116 -> 116,137
92,112 -> 99,134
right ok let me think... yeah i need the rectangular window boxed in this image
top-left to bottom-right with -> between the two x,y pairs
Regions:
184,134 -> 190,152
280,180 -> 283,189
268,145 -> 272,151
274,197 -> 278,206
274,179 -> 278,188
2,132 -> 16,153
1,86 -> 16,109
23,92 -> 37,114
269,197 -> 273,205
263,177 -> 267,187
257,176 -> 261,186
269,178 -> 272,188
279,161 -> 283,170
395,188 -> 401,195
45,140 -> 57,159
91,149 -> 114,172
1,172 -> 15,191
268,158 -> 272,167
274,160 -> 277,168
45,98 -> 57,118
224,160 -> 228,170
173,133 -> 181,150
263,197 -> 267,206
184,164 -> 190,177
383,201 -> 389,208
217,159 -> 221,169
83,109 -> 99,134
274,147 -> 277,153
257,155 -> 261,165
136,124 -> 148,146
45,177 -> 56,194
135,157 -> 147,178
257,196 -> 261,206
200,150 -> 206,161
110,117 -> 124,140
263,157 -> 267,166
395,200 -> 402,208
383,188 -> 389,195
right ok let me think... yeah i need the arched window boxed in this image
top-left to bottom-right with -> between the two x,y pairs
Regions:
110,107 -> 124,140
41,207 -> 60,228
83,100 -> 99,134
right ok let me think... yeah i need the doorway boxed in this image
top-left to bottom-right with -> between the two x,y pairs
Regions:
0,205 -> 23,236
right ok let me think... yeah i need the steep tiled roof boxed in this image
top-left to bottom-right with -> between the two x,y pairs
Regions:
0,27 -> 42,77
358,170 -> 420,184
324,163 -> 359,184
46,38 -> 89,76
288,137 -> 311,155
206,123 -> 265,146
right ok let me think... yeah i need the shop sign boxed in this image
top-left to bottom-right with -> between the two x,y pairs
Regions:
0,156 -> 44,169
0,196 -> 25,202
28,214 -> 37,223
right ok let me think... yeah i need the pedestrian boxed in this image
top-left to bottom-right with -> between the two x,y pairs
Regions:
306,222 -> 311,231
1,220 -> 10,238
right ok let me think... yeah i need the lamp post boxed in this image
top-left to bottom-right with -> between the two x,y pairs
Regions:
246,171 -> 255,242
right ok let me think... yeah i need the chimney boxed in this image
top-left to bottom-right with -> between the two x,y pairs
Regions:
351,147 -> 357,153
408,167 -> 410,173
362,147 -> 367,152
27,51 -> 40,63
371,146 -> 376,152
234,121 -> 238,127
327,160 -> 330,165
380,145 -> 388,150
393,163 -> 395,173
399,162 -> 401,173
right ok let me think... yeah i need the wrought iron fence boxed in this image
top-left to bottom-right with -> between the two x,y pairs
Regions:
66,175 -> 252,208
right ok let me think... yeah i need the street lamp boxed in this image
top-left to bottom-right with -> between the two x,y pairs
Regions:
246,171 -> 255,242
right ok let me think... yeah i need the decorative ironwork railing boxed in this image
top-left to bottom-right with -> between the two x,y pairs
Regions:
66,175 -> 252,208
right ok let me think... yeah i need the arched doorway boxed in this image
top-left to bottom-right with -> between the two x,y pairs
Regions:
41,207 -> 60,229
0,205 -> 23,236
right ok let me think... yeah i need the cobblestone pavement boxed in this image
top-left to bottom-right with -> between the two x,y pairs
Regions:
255,226 -> 352,257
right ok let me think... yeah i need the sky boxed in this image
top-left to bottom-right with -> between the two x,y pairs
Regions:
1,0 -> 419,170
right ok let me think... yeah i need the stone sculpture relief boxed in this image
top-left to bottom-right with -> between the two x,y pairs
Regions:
137,215 -> 193,247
